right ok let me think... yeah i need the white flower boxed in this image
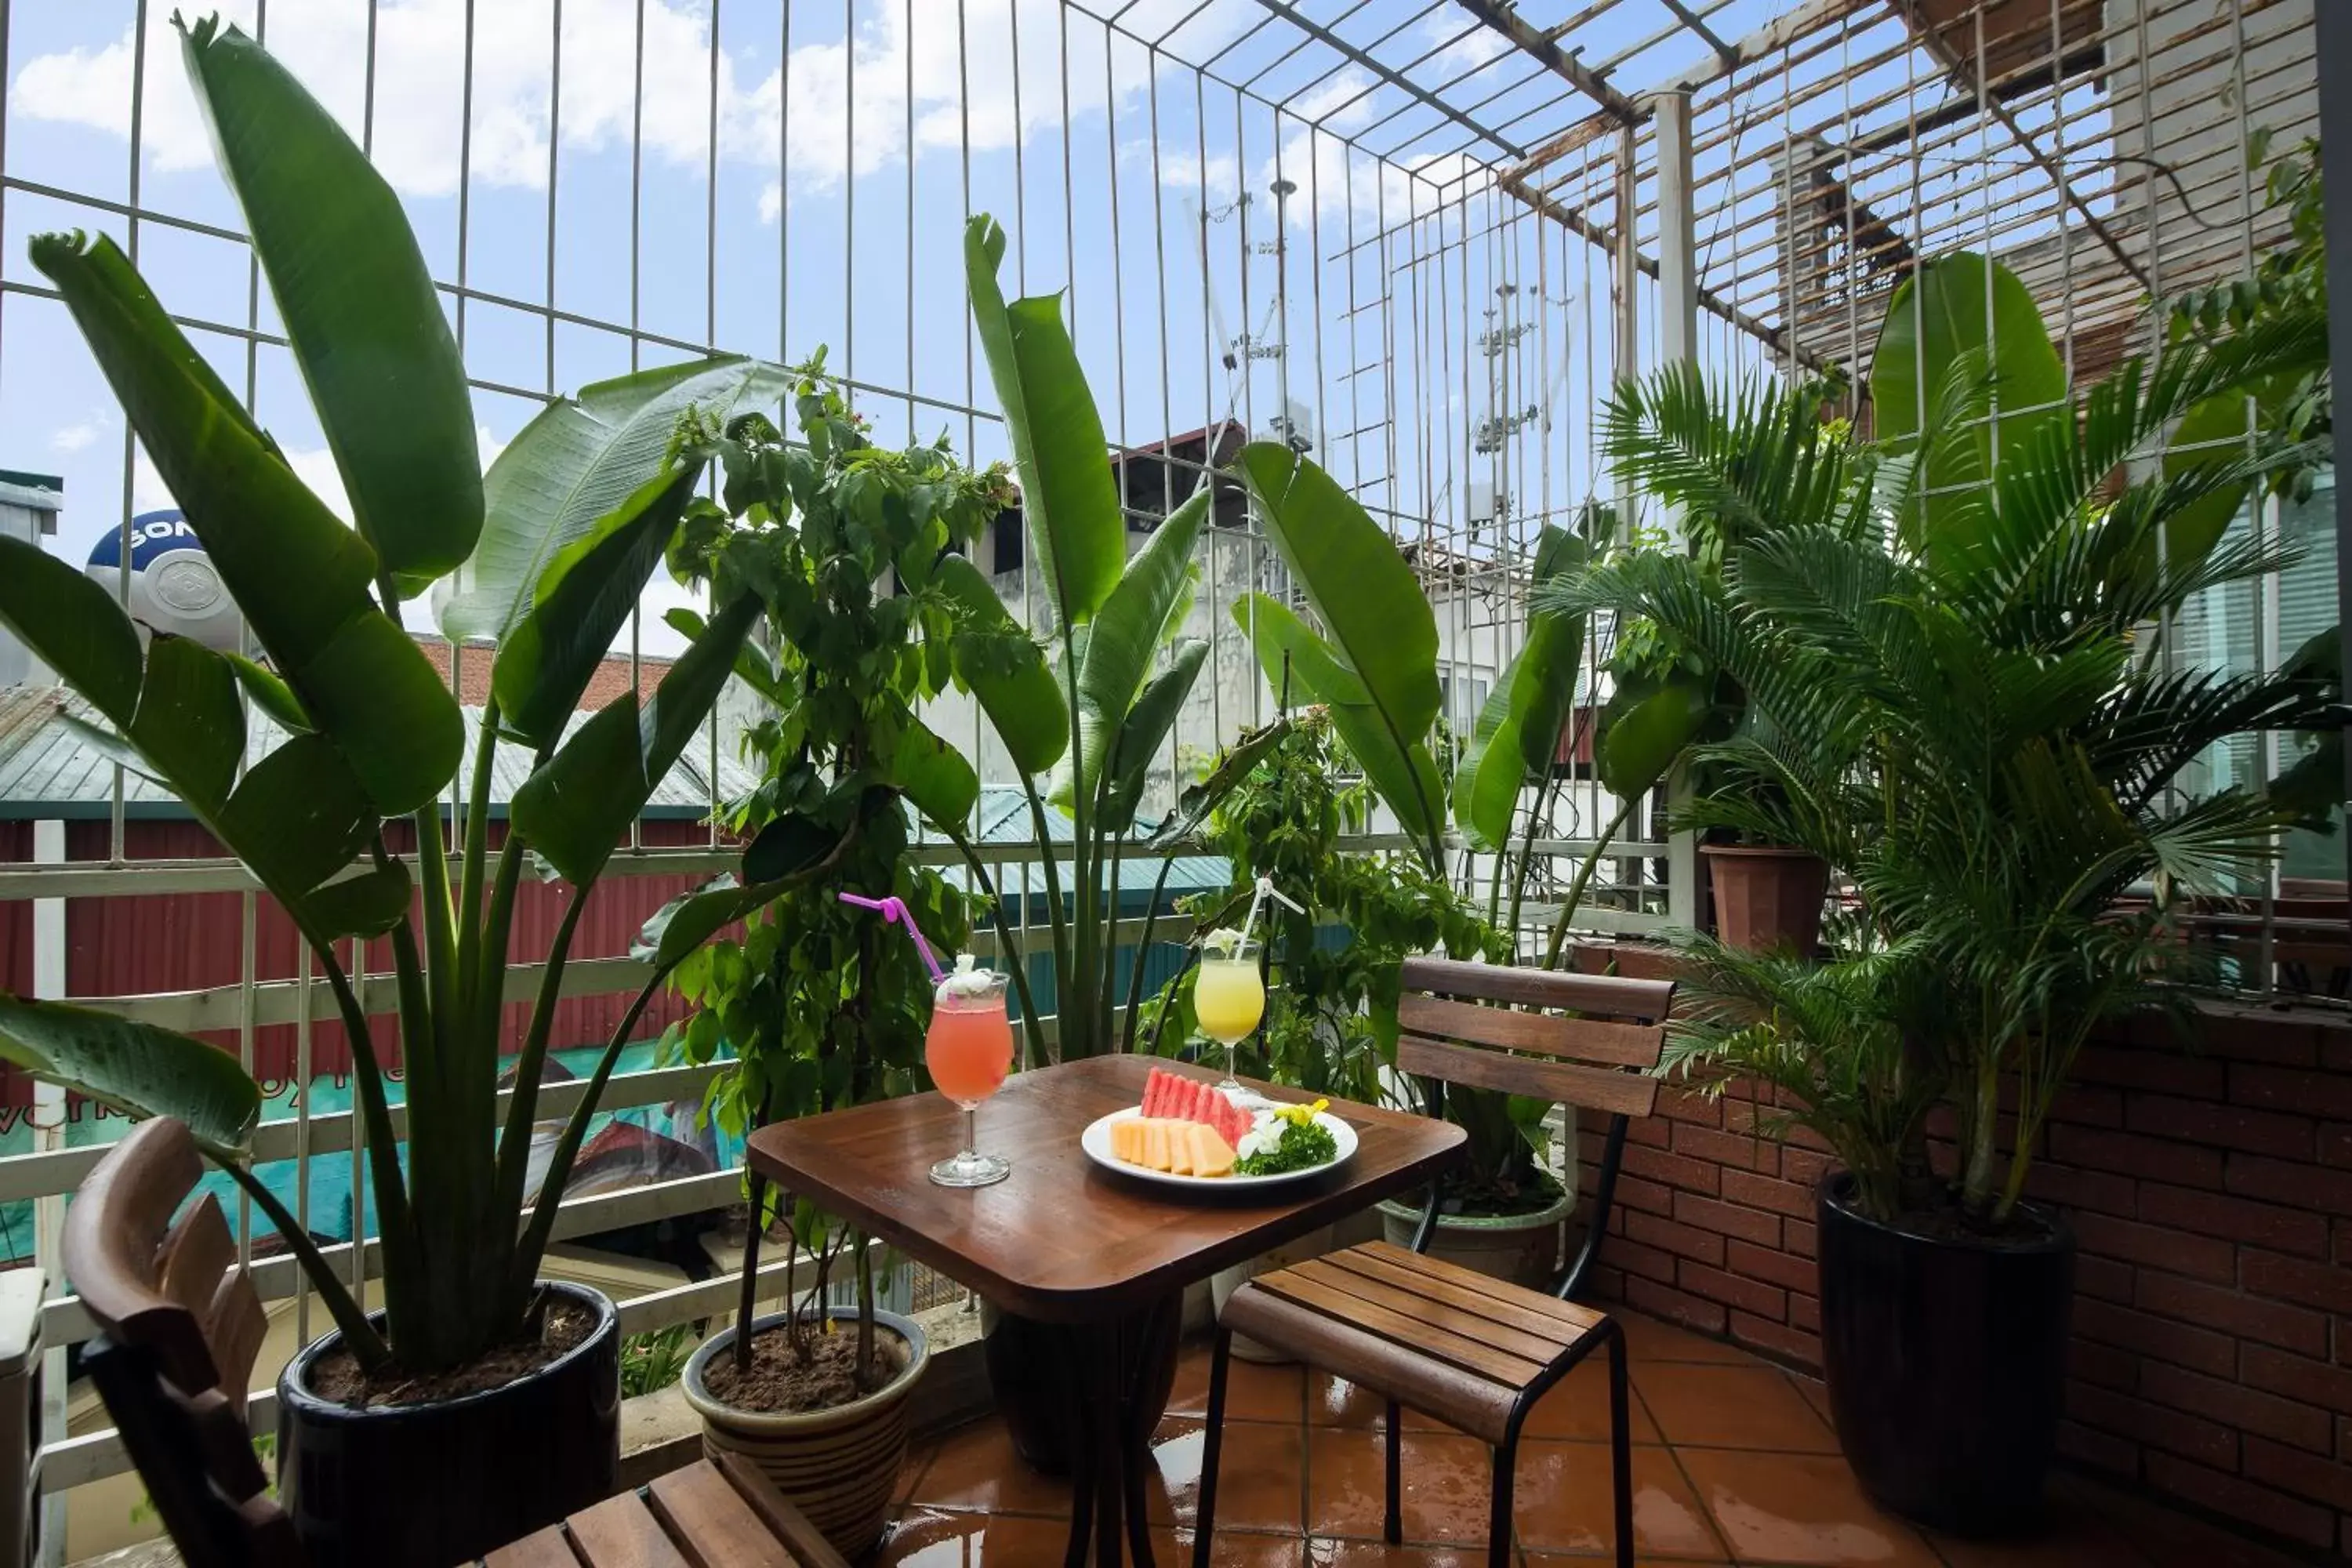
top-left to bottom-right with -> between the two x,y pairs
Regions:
1236,1112 -> 1283,1161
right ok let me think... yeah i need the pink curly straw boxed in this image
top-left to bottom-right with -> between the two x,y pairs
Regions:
837,892 -> 948,982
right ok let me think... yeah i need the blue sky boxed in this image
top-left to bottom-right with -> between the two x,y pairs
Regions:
2,0 -> 1753,648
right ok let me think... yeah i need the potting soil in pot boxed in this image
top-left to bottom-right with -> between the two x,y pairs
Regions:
305,1296 -> 598,1407
702,1323 -> 913,1414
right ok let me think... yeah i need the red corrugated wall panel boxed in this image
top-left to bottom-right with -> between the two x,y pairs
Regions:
0,818 -> 720,1115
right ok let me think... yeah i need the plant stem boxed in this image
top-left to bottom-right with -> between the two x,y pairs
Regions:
945,829 -> 1047,1069
220,1162 -> 391,1368
489,890 -> 590,1279
310,943 -> 419,1341
735,1171 -> 768,1377
507,963 -> 666,1312
1120,854 -> 1181,1054
1542,796 -> 1636,969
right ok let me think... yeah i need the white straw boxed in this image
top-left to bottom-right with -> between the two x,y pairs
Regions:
1239,873 -> 1305,946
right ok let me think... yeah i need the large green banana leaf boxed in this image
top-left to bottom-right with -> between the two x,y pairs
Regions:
1140,716 -> 1293,852
1075,488 -> 1208,804
1100,638 -> 1208,823
633,815 -> 856,971
441,356 -> 789,643
0,996 -> 260,1159
1239,593 -> 1446,863
1871,252 -> 2066,560
1452,525 -> 1590,849
0,540 -> 395,938
30,232 -> 459,816
1595,670 -> 1715,800
512,590 -> 764,884
889,711 -> 982,828
964,216 -> 1123,633
181,16 -> 480,597
493,463 -> 708,751
938,554 -> 1067,775
1234,445 -> 1445,855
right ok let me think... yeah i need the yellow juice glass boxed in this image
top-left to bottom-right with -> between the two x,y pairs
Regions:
1195,937 -> 1264,1094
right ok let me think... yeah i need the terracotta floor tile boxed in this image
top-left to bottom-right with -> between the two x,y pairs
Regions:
1673,1448 -> 1943,1566
1163,1526 -> 1311,1565
1157,1414 -> 1309,1535
1519,1354 -> 1662,1443
1634,1363 -> 1838,1453
1511,1439 -> 1726,1560
1307,1539 -> 1494,1565
901,1417 -> 1073,1518
1307,1370 -> 1448,1432
877,1508 -> 1075,1563
1525,1558 -> 1731,1567
1305,1427 -> 1503,1546
1602,1309 -> 1753,1366
1926,1487 -> 2155,1568
894,1439 -> 937,1506
1170,1345 -> 1310,1424
1789,1371 -> 1836,1428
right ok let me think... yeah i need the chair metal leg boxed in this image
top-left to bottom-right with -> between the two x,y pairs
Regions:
1383,1399 -> 1403,1544
1487,1431 -> 1519,1568
1192,1329 -> 1232,1568
1608,1330 -> 1634,1568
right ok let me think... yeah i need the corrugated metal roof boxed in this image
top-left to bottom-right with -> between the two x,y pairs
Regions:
0,681 -> 751,819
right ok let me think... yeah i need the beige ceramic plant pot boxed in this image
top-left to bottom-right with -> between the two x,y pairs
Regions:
1376,1187 -> 1576,1287
681,1307 -> 928,1559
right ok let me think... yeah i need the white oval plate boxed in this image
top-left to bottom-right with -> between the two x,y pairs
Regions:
1080,1105 -> 1358,1191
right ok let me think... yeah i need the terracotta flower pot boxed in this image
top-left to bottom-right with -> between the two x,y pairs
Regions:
1703,844 -> 1829,955
681,1307 -> 927,1559
1374,1187 -> 1575,1287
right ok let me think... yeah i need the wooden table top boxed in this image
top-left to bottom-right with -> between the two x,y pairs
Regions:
743,1055 -> 1468,1323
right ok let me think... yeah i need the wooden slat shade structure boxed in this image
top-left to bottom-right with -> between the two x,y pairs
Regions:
63,1117 -> 850,1568
1194,955 -> 1672,1568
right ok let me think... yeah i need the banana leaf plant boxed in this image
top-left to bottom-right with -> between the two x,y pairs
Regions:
1232,445 -> 1449,877
944,216 -> 1285,1060
0,17 -> 825,1377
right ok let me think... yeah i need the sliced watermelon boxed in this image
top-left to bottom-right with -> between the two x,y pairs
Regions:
1226,1099 -> 1251,1146
1142,1068 -> 1167,1118
1182,1078 -> 1209,1127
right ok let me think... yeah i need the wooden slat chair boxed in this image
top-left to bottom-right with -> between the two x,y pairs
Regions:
64,1117 -> 852,1568
1196,956 -> 1675,1568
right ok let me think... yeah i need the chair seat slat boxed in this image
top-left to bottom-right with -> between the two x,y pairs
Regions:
1350,1243 -> 1606,1330
647,1461 -> 800,1568
1284,1257 -> 1577,1366
1248,1270 -> 1548,1388
1321,1247 -> 1606,1346
564,1491 -> 691,1568
482,1526 -> 581,1567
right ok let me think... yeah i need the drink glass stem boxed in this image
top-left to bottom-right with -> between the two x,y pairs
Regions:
961,1105 -> 978,1162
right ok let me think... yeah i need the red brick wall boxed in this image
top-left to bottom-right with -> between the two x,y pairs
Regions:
1577,985 -> 2352,1557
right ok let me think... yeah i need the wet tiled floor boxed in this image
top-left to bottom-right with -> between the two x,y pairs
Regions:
877,1308 -> 2312,1567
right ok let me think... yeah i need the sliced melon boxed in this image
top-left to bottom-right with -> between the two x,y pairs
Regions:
1167,1120 -> 1194,1176
1188,1123 -> 1236,1178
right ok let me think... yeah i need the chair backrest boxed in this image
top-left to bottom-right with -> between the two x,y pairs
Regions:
63,1118 -> 296,1568
1393,956 -> 1675,1119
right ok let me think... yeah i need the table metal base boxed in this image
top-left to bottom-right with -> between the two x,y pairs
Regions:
1060,1292 -> 1183,1566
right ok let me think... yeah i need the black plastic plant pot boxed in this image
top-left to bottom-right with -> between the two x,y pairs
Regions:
275,1282 -> 621,1567
1817,1174 -> 2074,1537
982,1301 -> 1182,1475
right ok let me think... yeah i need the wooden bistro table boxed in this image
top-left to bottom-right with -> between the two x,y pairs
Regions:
744,1054 -> 1468,1567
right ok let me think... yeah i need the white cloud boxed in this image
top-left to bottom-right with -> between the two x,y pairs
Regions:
16,0 -> 1255,216
131,423 -> 508,522
50,420 -> 100,454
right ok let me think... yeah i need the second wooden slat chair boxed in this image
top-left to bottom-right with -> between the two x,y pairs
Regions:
64,1116 -> 851,1568
1195,956 -> 1675,1568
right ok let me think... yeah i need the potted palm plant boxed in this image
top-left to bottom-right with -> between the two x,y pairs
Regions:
0,20 -> 843,1565
1556,250 -> 2332,1532
656,367 -> 992,1557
